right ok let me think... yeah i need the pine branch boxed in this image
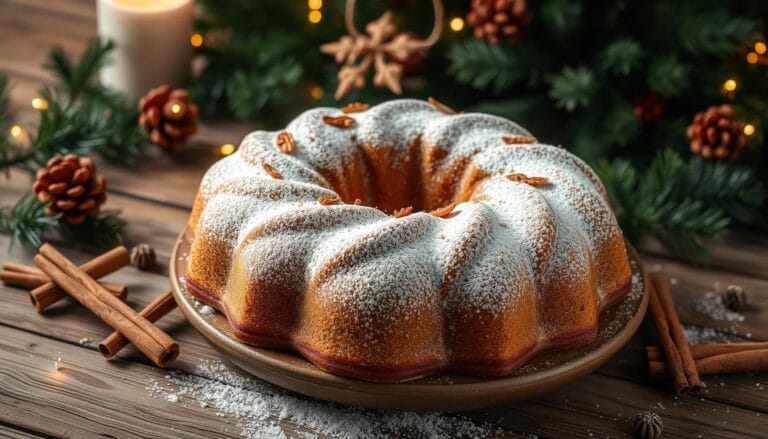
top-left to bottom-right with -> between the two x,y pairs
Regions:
646,55 -> 690,97
45,39 -> 116,103
679,11 -> 756,57
0,40 -> 147,174
549,66 -> 596,111
0,195 -> 58,250
191,33 -> 307,120
599,39 -> 644,76
447,40 -> 544,94
58,210 -> 125,250
596,149 -> 765,260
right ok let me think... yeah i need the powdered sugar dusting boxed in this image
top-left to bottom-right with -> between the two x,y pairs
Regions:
188,99 -> 631,376
147,360 -> 497,438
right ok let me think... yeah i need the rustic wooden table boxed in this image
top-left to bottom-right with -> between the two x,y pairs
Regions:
1,1 -> 767,437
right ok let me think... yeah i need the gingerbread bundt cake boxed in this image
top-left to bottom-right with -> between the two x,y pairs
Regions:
186,99 -> 632,382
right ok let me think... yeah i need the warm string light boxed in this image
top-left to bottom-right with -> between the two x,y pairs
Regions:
308,0 -> 322,24
190,33 -> 203,47
449,17 -> 465,32
170,103 -> 182,114
310,85 -> 324,100
10,124 -> 23,138
220,143 -> 236,156
723,79 -> 737,92
746,41 -> 768,66
743,124 -> 756,136
31,97 -> 49,111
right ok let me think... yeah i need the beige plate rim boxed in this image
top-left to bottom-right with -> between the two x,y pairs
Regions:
171,232 -> 648,411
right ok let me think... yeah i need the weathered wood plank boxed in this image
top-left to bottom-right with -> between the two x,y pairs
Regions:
0,2 -> 92,81
645,232 -> 768,282
0,324 -> 305,438
645,255 -> 768,341
10,0 -> 96,21
0,423 -> 44,439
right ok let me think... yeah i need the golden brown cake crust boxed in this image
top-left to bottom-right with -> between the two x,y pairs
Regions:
185,99 -> 633,382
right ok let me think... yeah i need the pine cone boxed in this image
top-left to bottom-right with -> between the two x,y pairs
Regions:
139,85 -> 198,151
687,104 -> 746,161
33,155 -> 106,225
466,0 -> 531,44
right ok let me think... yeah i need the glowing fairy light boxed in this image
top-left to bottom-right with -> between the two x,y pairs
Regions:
308,0 -> 322,10
309,10 -> 322,24
747,52 -> 759,64
755,41 -> 766,55
449,17 -> 465,32
10,124 -> 22,138
190,33 -> 203,47
32,97 -> 49,111
220,143 -> 236,155
723,79 -> 737,92
310,85 -> 324,100
744,124 -> 755,136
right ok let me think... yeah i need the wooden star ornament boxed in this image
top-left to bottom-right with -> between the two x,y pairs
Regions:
321,0 -> 444,100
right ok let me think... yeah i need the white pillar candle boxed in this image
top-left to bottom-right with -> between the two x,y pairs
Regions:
97,0 -> 194,102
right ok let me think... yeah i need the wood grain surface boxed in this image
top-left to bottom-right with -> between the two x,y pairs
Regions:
0,1 -> 766,437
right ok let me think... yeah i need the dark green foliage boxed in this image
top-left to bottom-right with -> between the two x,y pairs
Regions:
447,40 -> 544,93
550,66 -> 596,111
0,195 -> 58,250
600,39 -> 644,76
597,150 -> 765,258
679,12 -> 756,57
646,55 -> 690,97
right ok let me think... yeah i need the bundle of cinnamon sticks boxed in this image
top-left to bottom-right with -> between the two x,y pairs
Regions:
2,244 -> 180,368
647,275 -> 768,394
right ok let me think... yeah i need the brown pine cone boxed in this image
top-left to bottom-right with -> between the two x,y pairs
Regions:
466,0 -> 531,44
687,104 -> 747,161
32,155 -> 107,225
139,85 -> 198,151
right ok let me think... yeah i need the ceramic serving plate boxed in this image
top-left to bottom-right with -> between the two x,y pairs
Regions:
170,233 -> 648,412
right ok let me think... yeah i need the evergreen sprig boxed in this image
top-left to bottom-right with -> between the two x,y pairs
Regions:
596,150 -> 765,258
600,39 -> 644,76
0,195 -> 58,250
0,39 -> 137,250
447,40 -> 545,94
549,66 -> 596,111
0,39 -> 147,173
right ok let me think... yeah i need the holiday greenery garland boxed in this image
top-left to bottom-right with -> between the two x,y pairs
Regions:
190,0 -> 767,259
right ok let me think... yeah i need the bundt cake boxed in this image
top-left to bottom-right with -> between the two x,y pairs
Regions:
185,99 -> 633,382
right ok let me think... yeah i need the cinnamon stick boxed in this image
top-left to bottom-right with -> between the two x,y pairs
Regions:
99,290 -> 177,358
28,246 -> 130,312
3,261 -> 42,274
648,280 -> 690,395
2,269 -> 127,300
652,276 -> 702,392
649,349 -> 768,379
647,342 -> 768,362
34,244 -> 179,367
